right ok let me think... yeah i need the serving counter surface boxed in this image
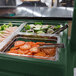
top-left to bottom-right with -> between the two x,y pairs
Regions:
0,7 -> 73,19
15,7 -> 73,18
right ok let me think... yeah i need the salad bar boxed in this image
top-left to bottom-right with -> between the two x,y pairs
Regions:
0,19 -> 68,76
0,21 -> 67,60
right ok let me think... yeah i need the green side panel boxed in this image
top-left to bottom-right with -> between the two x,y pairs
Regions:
0,71 -> 24,76
0,56 -> 65,76
70,0 -> 76,51
70,0 -> 76,69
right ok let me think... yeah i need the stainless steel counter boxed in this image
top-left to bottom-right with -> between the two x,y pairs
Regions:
0,7 -> 73,18
15,7 -> 73,18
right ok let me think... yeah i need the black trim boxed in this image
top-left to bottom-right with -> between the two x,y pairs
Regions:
0,17 -> 72,21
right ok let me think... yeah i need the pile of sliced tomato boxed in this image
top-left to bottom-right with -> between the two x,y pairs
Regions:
7,41 -> 56,60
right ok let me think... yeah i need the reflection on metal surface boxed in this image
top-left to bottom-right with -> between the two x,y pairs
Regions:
17,7 -> 45,17
67,7 -> 73,11
16,7 -> 73,18
0,7 -> 73,18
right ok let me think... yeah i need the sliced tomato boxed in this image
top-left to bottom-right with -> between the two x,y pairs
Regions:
30,47 -> 39,53
20,44 -> 31,51
34,52 -> 46,57
17,50 -> 24,54
10,47 -> 19,50
25,42 -> 36,47
7,50 -> 18,54
32,43 -> 40,47
42,48 -> 56,56
24,50 -> 29,54
14,41 -> 25,47
26,52 -> 32,55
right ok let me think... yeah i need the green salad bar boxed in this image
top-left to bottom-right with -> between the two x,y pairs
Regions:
0,19 -> 68,76
0,1 -> 75,76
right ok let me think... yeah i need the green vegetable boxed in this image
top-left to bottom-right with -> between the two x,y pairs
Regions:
26,30 -> 34,34
34,25 -> 41,28
0,23 -> 13,31
35,22 -> 42,25
24,25 -> 31,30
34,27 -> 41,30
8,22 -> 13,27
6,25 -> 10,28
0,26 -> 1,31
1,25 -> 5,30
37,31 -> 45,34
1,24 -> 9,30
54,25 -> 61,29
47,29 -> 54,34
42,25 -> 49,29
22,23 -> 62,34
29,24 -> 35,28
0,31 -> 4,34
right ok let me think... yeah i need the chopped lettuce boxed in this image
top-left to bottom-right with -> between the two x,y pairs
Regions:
37,31 -> 45,34
0,26 -> 1,31
34,28 -> 41,30
8,22 -> 13,27
24,25 -> 31,30
54,25 -> 61,29
47,29 -> 54,34
42,25 -> 49,29
0,23 -> 13,31
26,30 -> 34,34
29,24 -> 35,28
35,22 -> 42,25
0,31 -> 4,34
1,25 -> 6,30
23,23 -> 62,34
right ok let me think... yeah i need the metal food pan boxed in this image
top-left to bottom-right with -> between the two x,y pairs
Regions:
1,35 -> 59,61
20,21 -> 65,37
17,32 -> 61,44
0,21 -> 27,50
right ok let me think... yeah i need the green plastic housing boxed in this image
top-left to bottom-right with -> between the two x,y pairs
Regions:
70,0 -> 76,76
